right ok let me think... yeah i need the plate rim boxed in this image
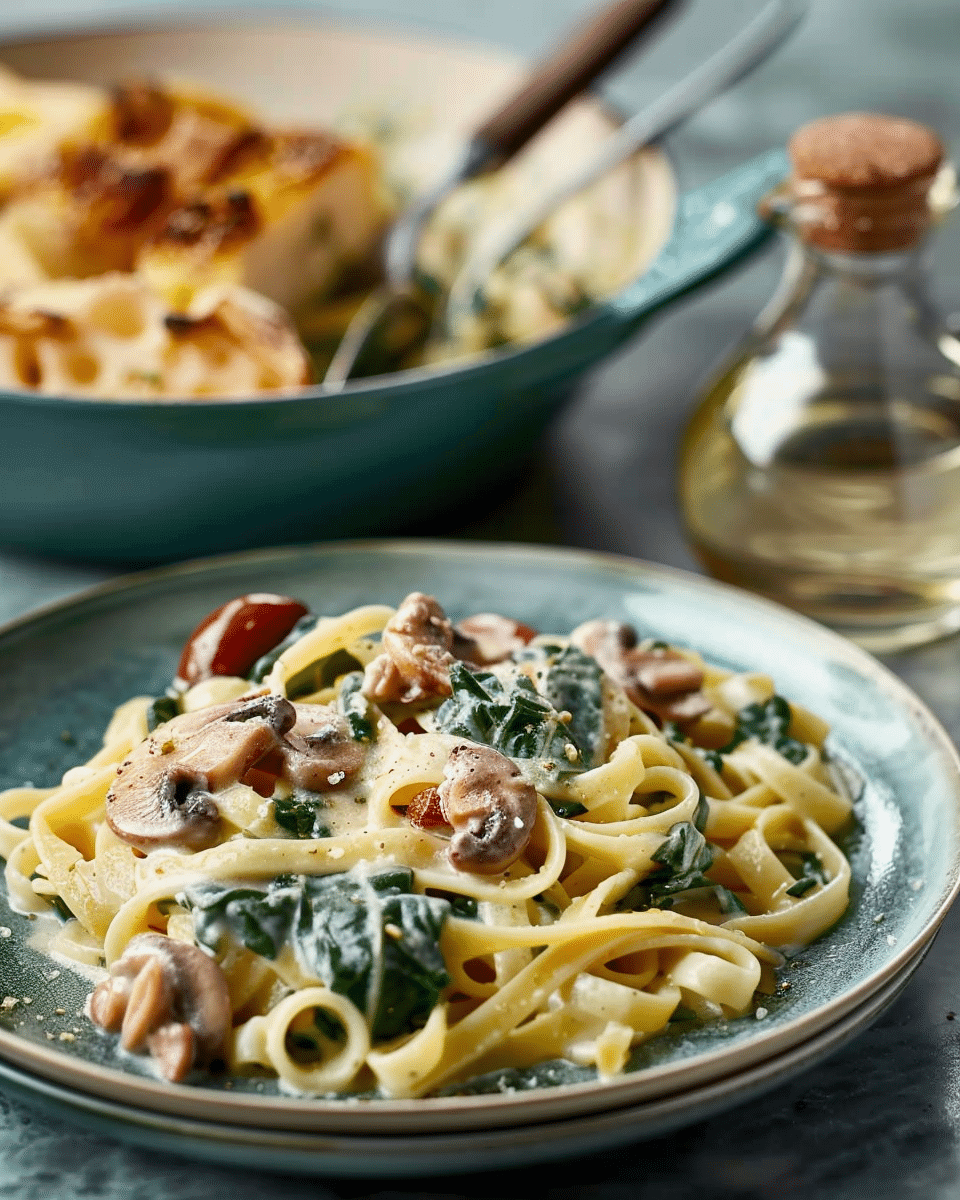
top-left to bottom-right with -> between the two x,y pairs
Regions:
0,537 -> 958,1131
0,944 -> 926,1176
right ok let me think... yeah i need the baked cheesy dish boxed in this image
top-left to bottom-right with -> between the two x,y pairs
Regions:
0,66 -> 646,398
0,69 -> 385,397
0,591 -> 855,1095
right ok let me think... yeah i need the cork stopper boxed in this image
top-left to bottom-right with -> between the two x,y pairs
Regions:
786,113 -> 944,252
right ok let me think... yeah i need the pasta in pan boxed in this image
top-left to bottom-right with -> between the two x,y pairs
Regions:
0,591 -> 854,1097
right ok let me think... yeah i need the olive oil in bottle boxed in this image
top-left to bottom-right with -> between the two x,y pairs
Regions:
680,112 -> 960,650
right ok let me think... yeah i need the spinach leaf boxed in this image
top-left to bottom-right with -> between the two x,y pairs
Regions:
539,645 -> 605,771
722,696 -> 807,765
288,1006 -> 346,1056
182,867 -> 450,1041
649,820 -> 715,899
548,799 -> 588,819
785,851 -> 828,897
248,614 -> 318,682
29,872 -> 74,922
700,749 -> 725,773
448,895 -> 479,920
661,722 -> 725,775
338,672 -> 375,743
617,800 -> 746,917
690,696 -> 807,776
273,792 -> 331,839
248,612 -> 365,701
286,648 -> 364,702
186,879 -> 299,959
147,695 -> 179,731
434,661 -> 595,780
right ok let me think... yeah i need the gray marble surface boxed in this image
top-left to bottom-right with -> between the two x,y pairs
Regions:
1,0 -> 960,1196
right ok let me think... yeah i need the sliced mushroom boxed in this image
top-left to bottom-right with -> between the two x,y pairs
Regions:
88,933 -> 231,1082
362,592 -> 456,704
175,593 -> 309,688
438,744 -> 538,875
106,693 -> 296,850
279,703 -> 365,791
570,620 -> 711,725
453,613 -> 537,666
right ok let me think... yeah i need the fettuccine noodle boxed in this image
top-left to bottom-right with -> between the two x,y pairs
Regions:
0,592 -> 854,1097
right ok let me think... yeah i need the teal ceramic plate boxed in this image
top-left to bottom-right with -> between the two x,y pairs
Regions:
0,950 -> 923,1177
0,541 -> 958,1139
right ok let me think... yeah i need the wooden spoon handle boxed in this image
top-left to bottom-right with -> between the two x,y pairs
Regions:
472,0 -> 681,168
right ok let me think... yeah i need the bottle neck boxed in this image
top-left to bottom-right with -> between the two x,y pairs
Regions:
795,237 -> 930,284
754,231 -> 938,340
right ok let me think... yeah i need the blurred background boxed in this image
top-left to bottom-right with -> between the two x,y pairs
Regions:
1,0 -> 958,602
1,3 -> 960,1199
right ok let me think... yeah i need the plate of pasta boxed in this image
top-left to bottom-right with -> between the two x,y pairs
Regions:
0,540 -> 958,1155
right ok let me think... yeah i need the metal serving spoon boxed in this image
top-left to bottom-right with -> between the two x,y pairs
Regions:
443,0 -> 806,337
324,0 -> 805,388
322,0 -> 682,389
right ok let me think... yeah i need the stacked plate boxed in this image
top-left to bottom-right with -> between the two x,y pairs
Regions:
0,543 -> 957,1177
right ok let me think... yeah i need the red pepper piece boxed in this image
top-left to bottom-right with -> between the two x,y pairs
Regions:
176,594 -> 309,687
406,786 -> 450,830
241,747 -> 285,798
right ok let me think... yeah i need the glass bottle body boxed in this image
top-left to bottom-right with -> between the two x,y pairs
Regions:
680,237 -> 960,650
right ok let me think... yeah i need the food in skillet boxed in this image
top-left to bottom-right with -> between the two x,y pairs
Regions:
0,591 -> 854,1096
0,65 -> 647,396
0,73 -> 384,396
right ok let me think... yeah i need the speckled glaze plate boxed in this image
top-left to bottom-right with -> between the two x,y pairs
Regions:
0,951 -> 924,1177
0,541 -> 958,1143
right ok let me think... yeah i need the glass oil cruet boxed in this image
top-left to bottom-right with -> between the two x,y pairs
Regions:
679,112 -> 960,651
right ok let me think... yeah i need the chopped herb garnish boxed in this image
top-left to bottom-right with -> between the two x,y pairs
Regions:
183,867 -> 450,1041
